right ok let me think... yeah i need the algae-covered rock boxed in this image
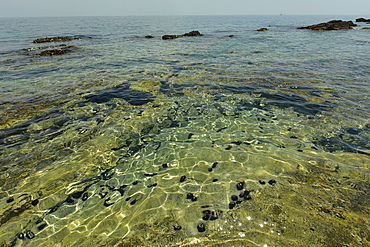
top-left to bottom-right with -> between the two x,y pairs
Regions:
33,36 -> 80,43
162,30 -> 203,40
37,45 -> 76,56
162,34 -> 183,40
298,20 -> 357,31
183,30 -> 203,37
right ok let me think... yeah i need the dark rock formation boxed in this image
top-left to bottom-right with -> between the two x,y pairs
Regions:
84,82 -> 155,105
356,18 -> 370,22
297,20 -> 357,31
183,30 -> 202,37
162,30 -> 203,40
38,45 -> 75,56
256,28 -> 268,31
228,35 -> 235,37
145,35 -> 154,38
162,34 -> 183,40
33,37 -> 80,43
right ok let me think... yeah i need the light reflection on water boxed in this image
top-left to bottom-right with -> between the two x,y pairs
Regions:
0,15 -> 369,246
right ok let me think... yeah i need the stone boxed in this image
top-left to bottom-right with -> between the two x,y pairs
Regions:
162,30 -> 203,40
145,35 -> 154,38
236,181 -> 244,190
256,28 -> 268,31
162,34 -> 183,40
33,36 -> 80,43
183,30 -> 203,37
356,18 -> 370,22
297,20 -> 357,31
37,46 -> 75,56
197,222 -> 206,232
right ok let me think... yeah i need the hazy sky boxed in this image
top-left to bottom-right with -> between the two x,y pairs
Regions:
1,0 -> 369,17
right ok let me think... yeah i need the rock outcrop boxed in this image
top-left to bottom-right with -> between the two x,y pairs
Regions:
38,45 -> 75,56
356,18 -> 370,22
256,28 -> 268,31
297,20 -> 357,31
33,36 -> 80,43
162,30 -> 203,40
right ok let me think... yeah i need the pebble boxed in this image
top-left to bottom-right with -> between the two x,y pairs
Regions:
130,199 -> 138,205
229,202 -> 236,209
212,162 -> 218,168
197,222 -> 206,232
37,223 -> 47,231
31,199 -> 39,206
162,163 -> 169,168
180,175 -> 187,183
174,225 -> 182,230
18,233 -> 25,239
25,230 -> 35,239
231,195 -> 238,201
82,192 -> 89,201
236,181 -> 245,190
259,180 -> 266,185
6,197 -> 14,203
268,179 -> 277,185
186,193 -> 194,200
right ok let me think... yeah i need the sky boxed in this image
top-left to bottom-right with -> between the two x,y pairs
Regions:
0,0 -> 369,17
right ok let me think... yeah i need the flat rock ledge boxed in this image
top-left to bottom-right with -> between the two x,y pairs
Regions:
297,20 -> 357,31
162,30 -> 203,40
33,36 -> 81,43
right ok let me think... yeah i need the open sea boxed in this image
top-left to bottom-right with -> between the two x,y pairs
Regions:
0,15 -> 370,246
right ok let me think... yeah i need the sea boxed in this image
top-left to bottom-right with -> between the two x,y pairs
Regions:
0,15 -> 369,246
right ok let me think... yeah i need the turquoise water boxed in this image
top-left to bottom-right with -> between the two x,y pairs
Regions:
0,15 -> 370,246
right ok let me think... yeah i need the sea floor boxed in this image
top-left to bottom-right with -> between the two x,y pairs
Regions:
1,69 -> 369,246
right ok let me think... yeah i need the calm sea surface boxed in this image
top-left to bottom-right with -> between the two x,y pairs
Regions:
1,15 -> 370,246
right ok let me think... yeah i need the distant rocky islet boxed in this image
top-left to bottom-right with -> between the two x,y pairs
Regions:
27,17 -> 370,56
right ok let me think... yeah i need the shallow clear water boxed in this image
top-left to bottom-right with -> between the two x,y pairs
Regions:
0,15 -> 370,246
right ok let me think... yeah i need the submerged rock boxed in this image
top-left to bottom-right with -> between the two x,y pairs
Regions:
297,20 -> 357,31
33,36 -> 80,43
256,28 -> 268,31
145,35 -> 154,38
84,82 -> 155,105
38,45 -> 75,56
162,30 -> 203,40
